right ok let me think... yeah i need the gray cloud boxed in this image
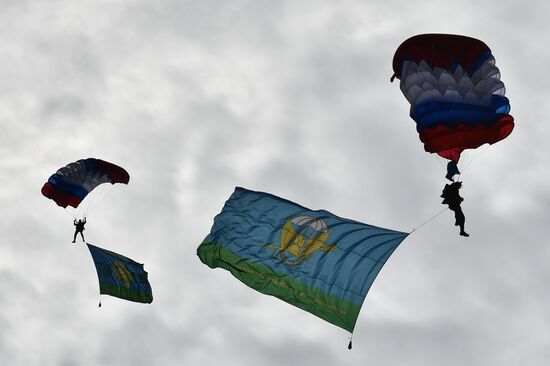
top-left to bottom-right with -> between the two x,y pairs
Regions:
1,0 -> 549,365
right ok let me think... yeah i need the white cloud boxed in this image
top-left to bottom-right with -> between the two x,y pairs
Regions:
1,0 -> 549,365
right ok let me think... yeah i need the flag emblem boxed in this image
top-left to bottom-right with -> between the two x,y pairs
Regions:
264,216 -> 337,265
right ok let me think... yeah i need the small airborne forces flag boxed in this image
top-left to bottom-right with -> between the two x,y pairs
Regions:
87,243 -> 153,304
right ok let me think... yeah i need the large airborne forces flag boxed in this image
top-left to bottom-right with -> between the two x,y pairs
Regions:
197,187 -> 408,333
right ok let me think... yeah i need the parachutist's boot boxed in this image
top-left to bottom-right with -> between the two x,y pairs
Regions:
460,230 -> 469,237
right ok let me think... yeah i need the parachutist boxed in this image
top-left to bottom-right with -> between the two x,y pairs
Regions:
441,182 -> 469,237
72,218 -> 86,243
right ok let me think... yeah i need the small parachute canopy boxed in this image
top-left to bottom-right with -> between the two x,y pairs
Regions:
392,33 -> 514,162
41,158 -> 129,208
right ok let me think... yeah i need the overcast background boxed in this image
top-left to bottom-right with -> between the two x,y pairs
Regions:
1,0 -> 549,365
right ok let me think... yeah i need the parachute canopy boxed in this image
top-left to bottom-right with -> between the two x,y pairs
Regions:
41,158 -> 129,208
392,33 -> 514,162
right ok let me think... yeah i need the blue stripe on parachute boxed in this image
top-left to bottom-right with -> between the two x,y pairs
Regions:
48,174 -> 89,199
412,96 -> 511,131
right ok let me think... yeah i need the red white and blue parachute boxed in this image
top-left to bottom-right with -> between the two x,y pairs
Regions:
41,158 -> 129,208
391,34 -> 514,163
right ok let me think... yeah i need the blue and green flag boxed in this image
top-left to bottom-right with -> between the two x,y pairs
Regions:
197,187 -> 408,332
87,243 -> 153,304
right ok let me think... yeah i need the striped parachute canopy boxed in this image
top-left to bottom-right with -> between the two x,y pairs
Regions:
392,33 -> 514,162
41,158 -> 129,208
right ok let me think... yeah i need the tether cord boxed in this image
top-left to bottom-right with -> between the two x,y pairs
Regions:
410,207 -> 449,233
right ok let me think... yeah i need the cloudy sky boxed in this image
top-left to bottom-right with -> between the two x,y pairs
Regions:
2,0 -> 549,365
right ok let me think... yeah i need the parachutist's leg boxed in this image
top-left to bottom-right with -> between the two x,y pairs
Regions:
455,206 -> 469,237
72,231 -> 77,243
80,232 -> 85,242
